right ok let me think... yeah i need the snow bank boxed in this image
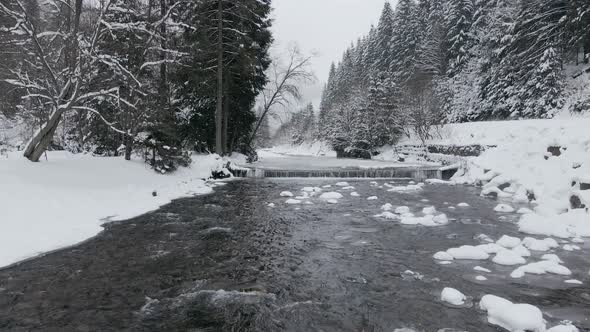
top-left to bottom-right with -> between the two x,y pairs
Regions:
0,151 -> 225,268
448,118 -> 590,239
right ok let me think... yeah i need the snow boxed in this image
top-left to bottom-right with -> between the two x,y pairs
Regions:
433,251 -> 454,261
541,254 -> 563,264
395,206 -> 411,214
494,204 -> 516,213
510,260 -> 572,278
381,203 -> 393,211
518,210 -> 590,239
564,279 -> 583,285
444,119 -> 590,241
0,151 -> 225,268
477,243 -> 504,254
497,235 -> 522,249
492,249 -> 527,266
367,196 -> 378,200
479,295 -> 545,332
446,246 -> 490,260
521,237 -> 559,251
375,212 -> 399,220
548,325 -> 579,332
476,276 -> 488,281
335,182 -> 350,187
285,199 -> 302,205
280,191 -> 294,197
422,206 -> 437,215
440,287 -> 466,306
517,207 -> 534,214
319,192 -> 344,200
327,199 -> 338,204
474,266 -> 492,273
457,202 -> 470,207
350,192 -> 361,197
399,214 -> 449,227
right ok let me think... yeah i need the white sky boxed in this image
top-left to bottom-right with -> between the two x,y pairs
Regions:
270,0 -> 394,109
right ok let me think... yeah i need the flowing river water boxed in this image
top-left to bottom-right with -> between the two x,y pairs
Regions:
0,179 -> 589,331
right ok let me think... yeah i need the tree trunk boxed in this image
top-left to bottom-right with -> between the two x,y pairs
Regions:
124,135 -> 133,161
215,0 -> 224,155
23,109 -> 64,162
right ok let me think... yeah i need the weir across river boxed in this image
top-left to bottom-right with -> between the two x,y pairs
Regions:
233,152 -> 459,180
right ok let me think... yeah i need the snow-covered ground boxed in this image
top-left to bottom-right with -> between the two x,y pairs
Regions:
0,151 -> 228,268
377,118 -> 590,240
264,141 -> 336,157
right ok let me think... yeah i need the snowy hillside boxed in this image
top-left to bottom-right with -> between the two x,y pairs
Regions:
0,152 -> 229,268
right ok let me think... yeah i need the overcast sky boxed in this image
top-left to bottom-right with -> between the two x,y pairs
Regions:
270,0 -> 393,109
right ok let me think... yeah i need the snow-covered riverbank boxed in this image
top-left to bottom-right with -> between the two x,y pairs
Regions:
0,152 -> 229,268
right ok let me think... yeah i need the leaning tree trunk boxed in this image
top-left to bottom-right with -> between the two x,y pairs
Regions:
23,109 -> 64,162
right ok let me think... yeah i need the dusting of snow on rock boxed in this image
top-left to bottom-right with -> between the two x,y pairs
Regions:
479,294 -> 545,332
440,287 -> 466,306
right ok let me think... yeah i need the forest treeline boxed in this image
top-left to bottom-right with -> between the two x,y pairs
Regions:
317,0 -> 590,155
0,0 -> 272,170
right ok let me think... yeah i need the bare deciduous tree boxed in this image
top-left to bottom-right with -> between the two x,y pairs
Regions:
248,46 -> 315,147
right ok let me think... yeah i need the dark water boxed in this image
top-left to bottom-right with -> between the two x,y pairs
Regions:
0,179 -> 589,331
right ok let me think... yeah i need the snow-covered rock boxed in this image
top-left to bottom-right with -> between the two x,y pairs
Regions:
335,182 -> 350,187
280,191 -> 294,197
375,212 -> 399,220
446,246 -> 490,260
565,279 -> 583,285
381,203 -> 393,211
395,206 -> 411,214
350,192 -> 361,197
496,235 -> 522,249
457,202 -> 470,207
285,199 -> 302,205
510,260 -> 572,278
320,192 -> 344,200
440,287 -> 466,305
367,196 -> 378,200
422,206 -> 437,215
492,249 -> 527,266
476,275 -> 488,281
400,214 -> 449,227
521,237 -> 559,251
494,204 -> 516,213
479,295 -> 545,332
474,266 -> 491,273
434,251 -> 454,261
547,324 -> 579,332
